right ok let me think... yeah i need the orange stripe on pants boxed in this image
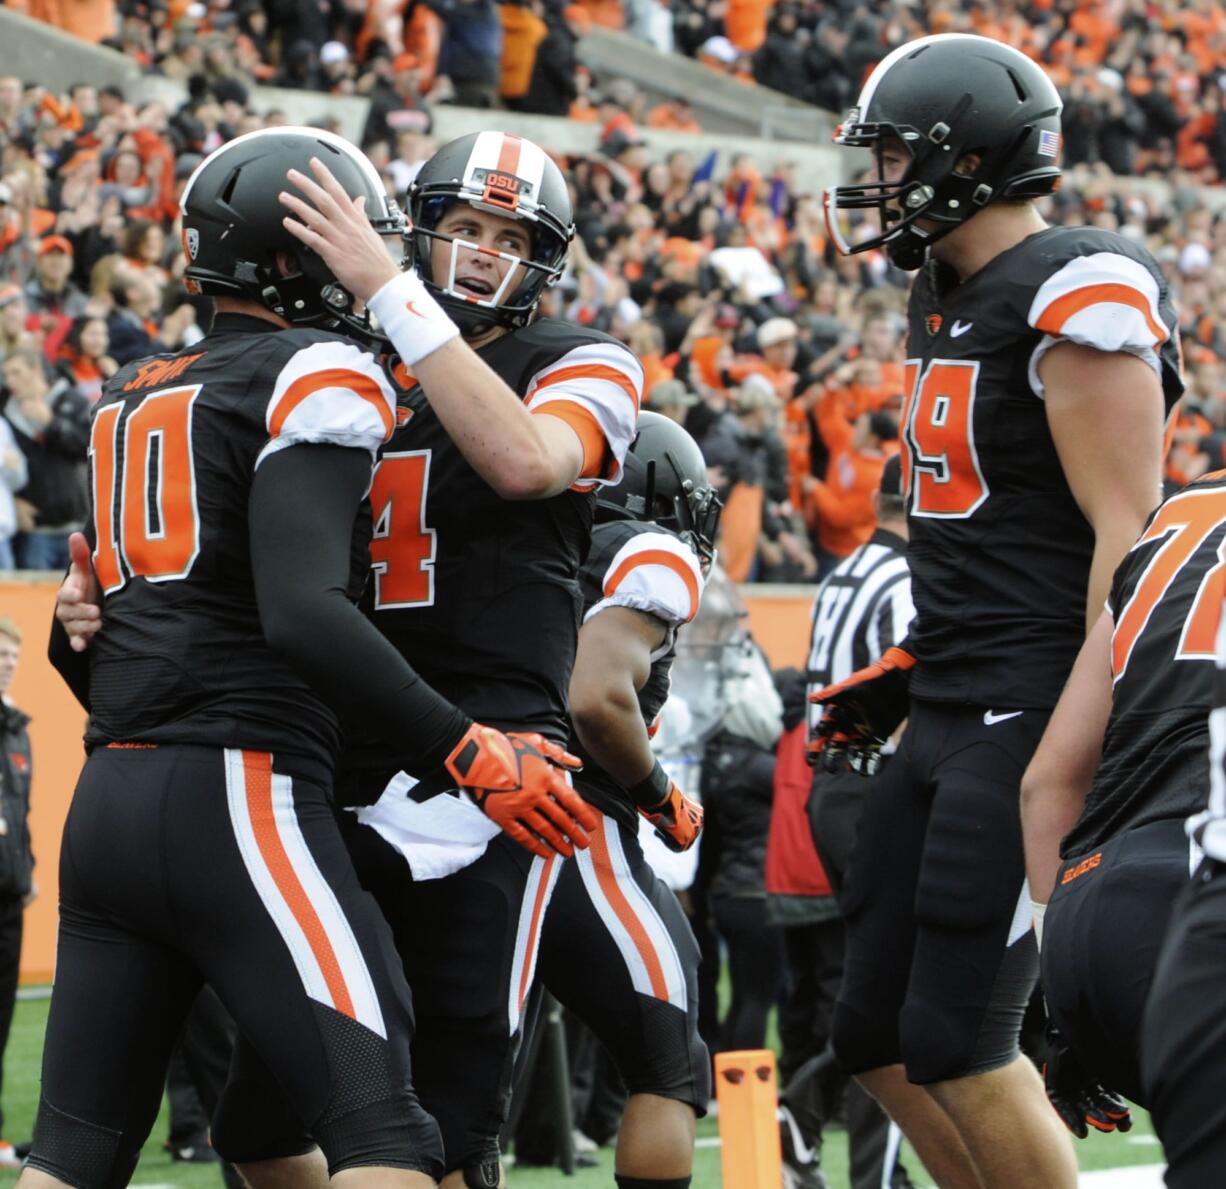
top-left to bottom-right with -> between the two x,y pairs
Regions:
590,819 -> 669,1001
517,854 -> 556,1016
242,750 -> 357,1021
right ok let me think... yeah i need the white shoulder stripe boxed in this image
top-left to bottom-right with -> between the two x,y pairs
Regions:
1028,252 -> 1165,345
587,531 -> 703,627
257,340 -> 396,468
526,342 -> 643,489
526,340 -> 645,397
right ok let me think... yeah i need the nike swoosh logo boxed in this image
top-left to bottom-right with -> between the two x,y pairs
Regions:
405,301 -> 425,318
983,710 -> 1023,726
950,320 -> 973,337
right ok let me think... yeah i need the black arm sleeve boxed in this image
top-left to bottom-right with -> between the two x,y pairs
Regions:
250,443 -> 472,774
48,613 -> 91,712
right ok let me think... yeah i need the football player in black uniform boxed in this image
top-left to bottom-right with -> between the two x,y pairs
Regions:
811,34 -> 1182,1189
536,412 -> 717,1189
246,134 -> 642,1189
23,128 -> 594,1189
1021,472 -> 1226,1118
1143,560 -> 1226,1186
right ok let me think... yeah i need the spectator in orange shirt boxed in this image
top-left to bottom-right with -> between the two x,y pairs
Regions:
746,316 -> 799,401
646,97 -> 702,134
803,393 -> 897,573
725,0 -> 769,54
499,0 -> 549,104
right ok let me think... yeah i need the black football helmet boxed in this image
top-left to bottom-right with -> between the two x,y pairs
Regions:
825,34 -> 1063,270
597,412 -> 723,570
406,131 -> 574,335
181,127 -> 405,341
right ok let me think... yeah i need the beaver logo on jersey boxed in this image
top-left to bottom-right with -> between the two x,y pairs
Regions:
925,314 -> 942,337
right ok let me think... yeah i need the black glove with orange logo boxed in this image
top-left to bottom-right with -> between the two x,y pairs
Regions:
445,724 -> 597,859
808,645 -> 915,776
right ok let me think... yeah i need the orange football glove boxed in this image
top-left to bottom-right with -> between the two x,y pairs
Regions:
445,725 -> 597,859
629,760 -> 703,852
639,781 -> 704,853
808,645 -> 915,776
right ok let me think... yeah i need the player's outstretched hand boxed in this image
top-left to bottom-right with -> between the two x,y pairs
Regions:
808,645 -> 915,776
280,157 -> 400,304
638,781 -> 703,853
1043,1024 -> 1133,1139
57,531 -> 102,653
446,724 -> 596,860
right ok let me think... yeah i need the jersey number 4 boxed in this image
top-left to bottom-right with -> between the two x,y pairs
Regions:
369,451 -> 436,608
1111,484 -> 1226,680
90,386 -> 201,593
901,360 -> 988,518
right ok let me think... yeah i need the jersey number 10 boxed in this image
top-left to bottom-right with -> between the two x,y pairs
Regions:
89,386 -> 201,593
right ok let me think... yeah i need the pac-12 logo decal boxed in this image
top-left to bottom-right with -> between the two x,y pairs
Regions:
185,228 -> 199,260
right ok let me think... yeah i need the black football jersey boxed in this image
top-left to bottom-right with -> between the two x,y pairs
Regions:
903,226 -> 1183,708
343,317 -> 642,780
83,315 -> 395,770
569,520 -> 704,830
1062,470 -> 1226,856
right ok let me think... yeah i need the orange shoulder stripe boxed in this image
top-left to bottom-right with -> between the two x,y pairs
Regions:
534,399 -> 608,480
531,363 -> 641,412
603,548 -> 700,622
270,368 -> 393,440
1036,282 -> 1168,344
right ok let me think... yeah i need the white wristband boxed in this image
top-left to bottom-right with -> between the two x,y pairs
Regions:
368,270 -> 460,367
1032,899 -> 1047,952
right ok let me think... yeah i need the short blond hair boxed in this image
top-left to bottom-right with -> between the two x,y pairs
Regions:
0,617 -> 22,645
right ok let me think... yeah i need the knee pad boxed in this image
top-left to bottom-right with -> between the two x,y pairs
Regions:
914,781 -> 1022,932
832,997 -> 900,1076
25,1098 -> 123,1189
900,935 -> 1036,1084
316,1091 -> 443,1181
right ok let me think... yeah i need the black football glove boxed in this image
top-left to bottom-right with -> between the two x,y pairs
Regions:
1043,1024 -> 1133,1139
808,645 -> 915,776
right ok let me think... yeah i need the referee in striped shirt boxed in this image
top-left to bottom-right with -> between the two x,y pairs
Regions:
781,455 -> 915,1189
806,453 -> 914,894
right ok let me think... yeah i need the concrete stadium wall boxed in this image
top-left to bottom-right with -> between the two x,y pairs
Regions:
0,577 -> 813,984
432,107 -> 846,196
577,25 -> 832,143
0,5 -> 138,89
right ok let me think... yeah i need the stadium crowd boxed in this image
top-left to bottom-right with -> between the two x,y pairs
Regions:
3,0 -> 1226,1184
2,41 -> 1226,577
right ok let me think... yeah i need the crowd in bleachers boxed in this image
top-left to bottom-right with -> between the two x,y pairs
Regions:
3,0 -> 1226,577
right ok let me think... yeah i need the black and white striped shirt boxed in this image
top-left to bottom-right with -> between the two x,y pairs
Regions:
805,528 -> 915,735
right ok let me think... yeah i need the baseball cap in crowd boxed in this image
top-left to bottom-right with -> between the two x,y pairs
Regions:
714,303 -> 740,329
320,41 -> 349,66
38,235 -> 73,257
757,317 -> 797,350
647,379 -> 698,412
879,453 -> 902,497
0,285 -> 21,309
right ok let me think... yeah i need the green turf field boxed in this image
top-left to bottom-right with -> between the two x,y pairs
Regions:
0,996 -> 1165,1187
